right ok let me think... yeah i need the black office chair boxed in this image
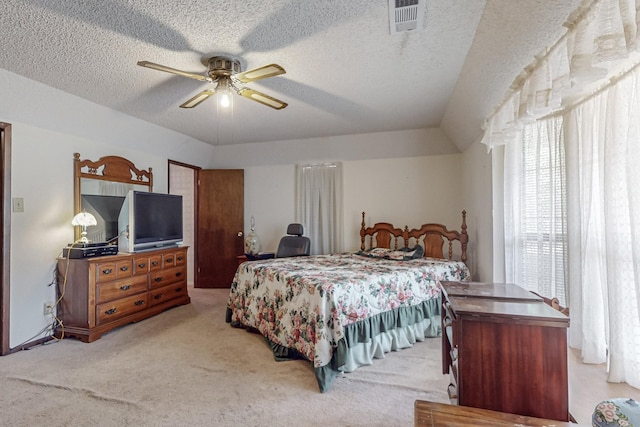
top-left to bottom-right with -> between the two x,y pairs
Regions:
276,223 -> 311,258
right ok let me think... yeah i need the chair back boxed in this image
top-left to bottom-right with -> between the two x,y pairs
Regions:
276,223 -> 311,257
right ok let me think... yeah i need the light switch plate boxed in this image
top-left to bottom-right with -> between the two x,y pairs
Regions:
12,197 -> 24,213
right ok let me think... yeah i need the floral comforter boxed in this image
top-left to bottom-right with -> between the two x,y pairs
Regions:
226,252 -> 470,369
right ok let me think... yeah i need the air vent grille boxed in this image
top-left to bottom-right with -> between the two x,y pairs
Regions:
388,0 -> 425,34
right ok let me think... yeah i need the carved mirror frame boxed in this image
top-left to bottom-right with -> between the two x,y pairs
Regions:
73,153 -> 153,241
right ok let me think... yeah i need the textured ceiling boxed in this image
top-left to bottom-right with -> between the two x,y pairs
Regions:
0,0 -> 584,150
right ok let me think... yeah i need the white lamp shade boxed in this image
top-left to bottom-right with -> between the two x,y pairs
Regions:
71,212 -> 97,227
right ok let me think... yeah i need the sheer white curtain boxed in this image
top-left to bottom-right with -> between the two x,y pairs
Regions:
503,117 -> 568,304
566,68 -> 640,388
295,163 -> 343,255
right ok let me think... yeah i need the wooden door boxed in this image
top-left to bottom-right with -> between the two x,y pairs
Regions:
195,169 -> 244,288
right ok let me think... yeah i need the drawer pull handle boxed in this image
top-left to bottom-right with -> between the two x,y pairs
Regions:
154,277 -> 163,282
120,285 -> 131,291
177,256 -> 184,261
176,272 -> 183,277
120,266 -> 129,272
175,287 -> 183,292
102,268 -> 113,275
152,261 -> 160,266
134,300 -> 145,306
105,308 -> 117,315
138,263 -> 147,268
154,293 -> 164,300
166,257 -> 173,263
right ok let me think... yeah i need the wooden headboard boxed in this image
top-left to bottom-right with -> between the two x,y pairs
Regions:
360,211 -> 469,264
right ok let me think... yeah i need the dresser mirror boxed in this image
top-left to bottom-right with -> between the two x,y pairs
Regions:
73,153 -> 153,243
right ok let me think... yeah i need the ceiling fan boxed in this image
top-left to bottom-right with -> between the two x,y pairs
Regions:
137,56 -> 288,110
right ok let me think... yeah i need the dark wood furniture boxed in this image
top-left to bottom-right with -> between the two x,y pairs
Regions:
56,247 -> 190,342
415,400 -> 587,427
441,281 -> 570,421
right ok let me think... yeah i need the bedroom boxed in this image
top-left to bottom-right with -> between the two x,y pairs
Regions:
1,0 -> 640,425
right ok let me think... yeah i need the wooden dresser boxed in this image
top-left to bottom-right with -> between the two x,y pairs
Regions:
441,281 -> 570,421
56,246 -> 190,342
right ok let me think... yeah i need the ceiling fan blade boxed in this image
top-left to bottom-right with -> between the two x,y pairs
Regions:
235,64 -> 285,83
180,89 -> 216,108
238,88 -> 288,110
137,61 -> 210,82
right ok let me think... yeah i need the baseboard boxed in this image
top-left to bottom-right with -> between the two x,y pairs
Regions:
5,335 -> 55,355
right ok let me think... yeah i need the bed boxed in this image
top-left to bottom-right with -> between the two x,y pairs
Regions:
225,211 -> 471,392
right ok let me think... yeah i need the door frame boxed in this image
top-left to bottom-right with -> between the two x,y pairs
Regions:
168,160 -> 200,287
1,122 -> 11,355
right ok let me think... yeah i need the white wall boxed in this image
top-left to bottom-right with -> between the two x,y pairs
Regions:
2,69 -> 215,348
460,140 -> 493,281
242,155 -> 465,255
224,127 -> 466,255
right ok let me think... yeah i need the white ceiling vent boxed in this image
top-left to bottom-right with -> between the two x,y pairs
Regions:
388,0 -> 425,35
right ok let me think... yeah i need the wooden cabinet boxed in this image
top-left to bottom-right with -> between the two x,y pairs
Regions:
56,247 -> 190,342
414,400 -> 587,427
441,281 -> 570,421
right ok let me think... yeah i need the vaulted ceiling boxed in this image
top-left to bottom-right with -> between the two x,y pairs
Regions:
0,0 -> 584,151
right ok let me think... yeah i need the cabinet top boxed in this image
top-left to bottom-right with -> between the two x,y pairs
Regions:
447,295 -> 569,326
441,281 -> 542,302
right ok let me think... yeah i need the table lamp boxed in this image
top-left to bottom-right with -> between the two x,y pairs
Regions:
71,211 -> 97,244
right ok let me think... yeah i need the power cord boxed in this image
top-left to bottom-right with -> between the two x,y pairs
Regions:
48,241 -> 81,341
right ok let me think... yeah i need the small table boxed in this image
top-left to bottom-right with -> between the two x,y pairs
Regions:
236,253 -> 275,266
415,400 -> 587,427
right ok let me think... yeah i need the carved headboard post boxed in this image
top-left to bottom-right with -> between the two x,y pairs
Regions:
460,210 -> 468,264
360,211 -> 366,251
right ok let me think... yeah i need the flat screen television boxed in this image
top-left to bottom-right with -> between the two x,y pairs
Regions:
118,190 -> 183,253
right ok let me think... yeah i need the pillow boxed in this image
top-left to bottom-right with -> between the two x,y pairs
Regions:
358,245 -> 424,261
364,248 -> 393,258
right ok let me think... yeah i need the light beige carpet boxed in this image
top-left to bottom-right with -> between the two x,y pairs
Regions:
0,287 -> 450,427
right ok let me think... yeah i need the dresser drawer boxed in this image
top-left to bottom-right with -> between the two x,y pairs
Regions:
149,282 -> 188,307
96,260 -> 133,282
133,256 -> 150,275
148,255 -> 163,271
162,253 -> 176,268
149,265 -> 187,289
96,293 -> 148,325
175,250 -> 186,266
96,275 -> 148,305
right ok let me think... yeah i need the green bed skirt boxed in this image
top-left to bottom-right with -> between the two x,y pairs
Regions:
226,296 -> 442,392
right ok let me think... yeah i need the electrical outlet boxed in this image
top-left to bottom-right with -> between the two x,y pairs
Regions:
43,301 -> 54,316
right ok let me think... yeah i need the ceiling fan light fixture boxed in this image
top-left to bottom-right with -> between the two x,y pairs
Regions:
138,55 -> 287,110
217,77 -> 232,108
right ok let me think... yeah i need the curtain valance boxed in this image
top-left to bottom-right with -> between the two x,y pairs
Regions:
482,0 -> 640,151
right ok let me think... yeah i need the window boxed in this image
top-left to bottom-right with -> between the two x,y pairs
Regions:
504,117 -> 567,305
295,163 -> 343,255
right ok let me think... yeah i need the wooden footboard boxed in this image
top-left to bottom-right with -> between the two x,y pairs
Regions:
360,211 -> 468,264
